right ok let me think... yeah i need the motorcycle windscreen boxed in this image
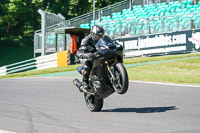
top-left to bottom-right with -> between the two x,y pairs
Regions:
95,36 -> 115,48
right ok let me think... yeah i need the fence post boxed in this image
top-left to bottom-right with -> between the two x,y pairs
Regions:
58,13 -> 65,27
147,18 -> 150,34
177,17 -> 179,31
162,17 -> 164,33
119,23 -> 122,36
38,9 -> 46,56
100,9 -> 103,19
191,19 -> 195,29
93,0 -> 95,21
143,0 -> 146,7
129,0 -> 133,9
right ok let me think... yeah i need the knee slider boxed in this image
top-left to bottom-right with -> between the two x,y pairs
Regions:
82,65 -> 90,75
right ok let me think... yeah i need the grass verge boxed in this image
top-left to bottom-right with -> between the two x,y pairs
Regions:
127,57 -> 200,85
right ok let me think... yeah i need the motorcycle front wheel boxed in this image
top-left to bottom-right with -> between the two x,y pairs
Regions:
113,63 -> 129,94
84,93 -> 103,112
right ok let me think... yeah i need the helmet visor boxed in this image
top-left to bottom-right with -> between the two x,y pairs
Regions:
94,34 -> 104,41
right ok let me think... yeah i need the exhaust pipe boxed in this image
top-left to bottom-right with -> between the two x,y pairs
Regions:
73,78 -> 82,88
73,78 -> 95,95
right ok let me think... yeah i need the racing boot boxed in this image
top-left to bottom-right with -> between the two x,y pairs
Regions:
80,63 -> 91,92
80,77 -> 89,92
82,80 -> 89,90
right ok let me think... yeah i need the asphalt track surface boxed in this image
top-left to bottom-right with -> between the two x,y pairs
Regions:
0,77 -> 200,133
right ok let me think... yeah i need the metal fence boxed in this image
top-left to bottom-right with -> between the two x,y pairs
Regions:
34,9 -> 65,57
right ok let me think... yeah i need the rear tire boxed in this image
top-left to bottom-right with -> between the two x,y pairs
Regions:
84,93 -> 103,112
113,63 -> 129,94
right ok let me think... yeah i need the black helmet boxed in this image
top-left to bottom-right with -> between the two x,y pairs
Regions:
90,25 -> 104,41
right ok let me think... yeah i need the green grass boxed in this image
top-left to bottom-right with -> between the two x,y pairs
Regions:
127,58 -> 200,85
1,52 -> 200,85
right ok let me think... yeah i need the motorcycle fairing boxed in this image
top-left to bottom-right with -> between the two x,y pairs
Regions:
90,57 -> 115,99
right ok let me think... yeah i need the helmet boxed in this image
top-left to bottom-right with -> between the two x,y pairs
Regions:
90,25 -> 104,41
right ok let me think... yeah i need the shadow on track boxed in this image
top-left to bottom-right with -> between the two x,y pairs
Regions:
102,106 -> 178,113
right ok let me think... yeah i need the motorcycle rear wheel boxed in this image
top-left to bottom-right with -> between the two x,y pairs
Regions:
84,93 -> 103,112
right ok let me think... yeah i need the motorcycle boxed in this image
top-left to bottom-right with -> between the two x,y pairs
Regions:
73,36 -> 129,112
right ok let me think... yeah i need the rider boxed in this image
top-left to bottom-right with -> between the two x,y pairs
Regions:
76,25 -> 104,91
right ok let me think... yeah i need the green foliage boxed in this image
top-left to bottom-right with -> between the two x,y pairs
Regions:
0,46 -> 33,66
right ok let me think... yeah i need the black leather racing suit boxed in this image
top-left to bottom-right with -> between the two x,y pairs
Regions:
76,34 -> 98,83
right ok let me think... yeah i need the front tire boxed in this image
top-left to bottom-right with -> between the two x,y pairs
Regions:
113,63 -> 129,94
84,93 -> 103,112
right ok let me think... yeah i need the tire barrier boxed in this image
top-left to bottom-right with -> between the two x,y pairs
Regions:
67,50 -> 71,65
0,66 -> 7,76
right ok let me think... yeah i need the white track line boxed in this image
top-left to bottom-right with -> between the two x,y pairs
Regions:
129,80 -> 200,88
0,129 -> 17,133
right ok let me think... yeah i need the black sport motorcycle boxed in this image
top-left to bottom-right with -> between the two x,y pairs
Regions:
73,36 -> 129,112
